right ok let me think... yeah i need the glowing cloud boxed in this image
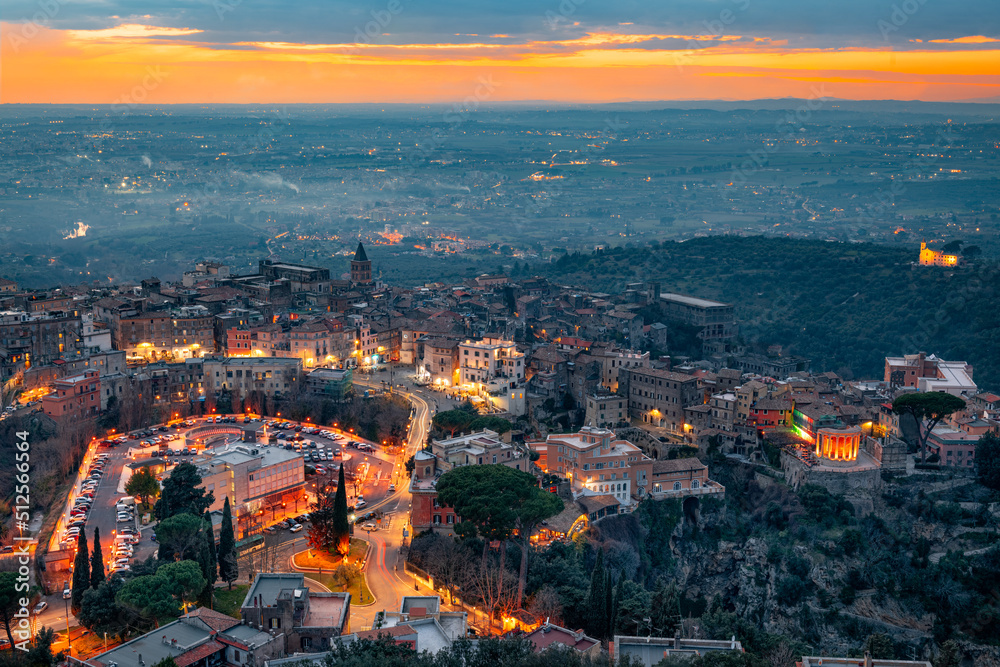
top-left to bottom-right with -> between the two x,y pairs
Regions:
67,23 -> 203,41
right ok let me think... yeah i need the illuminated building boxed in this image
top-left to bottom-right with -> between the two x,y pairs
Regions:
41,369 -> 100,420
919,241 -> 959,267
530,426 -> 724,506
814,425 -> 862,463
620,367 -> 701,433
196,444 -> 305,539
415,336 -> 460,385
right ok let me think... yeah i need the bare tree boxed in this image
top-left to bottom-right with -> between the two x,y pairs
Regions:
471,553 -> 519,631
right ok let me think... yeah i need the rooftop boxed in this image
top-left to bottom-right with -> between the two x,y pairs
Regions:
524,623 -> 599,654
242,572 -> 305,608
661,293 -> 731,309
303,592 -> 350,628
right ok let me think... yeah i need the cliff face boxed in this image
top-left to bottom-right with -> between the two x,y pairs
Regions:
665,506 -> 937,656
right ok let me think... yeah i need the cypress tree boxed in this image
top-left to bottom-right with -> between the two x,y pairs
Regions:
90,527 -> 105,589
333,465 -> 350,556
200,510 -> 219,608
604,569 -> 613,639
610,568 -> 624,638
585,550 -> 606,637
71,532 -> 90,614
218,497 -> 239,589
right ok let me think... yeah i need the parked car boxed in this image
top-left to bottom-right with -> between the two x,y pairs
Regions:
289,523 -> 303,533
63,583 -> 71,599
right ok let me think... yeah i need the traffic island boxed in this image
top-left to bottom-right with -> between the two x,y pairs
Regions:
291,538 -> 374,605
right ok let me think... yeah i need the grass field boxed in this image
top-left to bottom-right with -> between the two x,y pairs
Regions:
214,584 -> 250,618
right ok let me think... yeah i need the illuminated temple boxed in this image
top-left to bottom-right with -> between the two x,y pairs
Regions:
815,426 -> 862,463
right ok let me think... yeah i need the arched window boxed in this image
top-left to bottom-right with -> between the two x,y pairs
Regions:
672,481 -> 681,491
692,479 -> 700,489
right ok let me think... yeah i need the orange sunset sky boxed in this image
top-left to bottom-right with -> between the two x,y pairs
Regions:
2,0 -> 999,103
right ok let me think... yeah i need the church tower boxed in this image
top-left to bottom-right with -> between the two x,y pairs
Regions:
351,241 -> 372,284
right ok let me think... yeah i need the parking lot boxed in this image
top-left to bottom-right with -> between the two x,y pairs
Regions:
48,414 -> 392,598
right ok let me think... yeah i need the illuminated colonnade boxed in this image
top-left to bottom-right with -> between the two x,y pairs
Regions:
814,426 -> 862,462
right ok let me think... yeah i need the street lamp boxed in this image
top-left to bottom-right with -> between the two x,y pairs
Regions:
63,596 -> 71,657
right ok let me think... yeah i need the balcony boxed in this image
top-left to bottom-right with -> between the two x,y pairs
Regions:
647,480 -> 726,500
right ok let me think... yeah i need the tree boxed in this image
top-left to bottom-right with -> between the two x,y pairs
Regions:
90,527 -> 105,590
308,466 -> 350,557
432,409 -> 476,436
892,392 -> 966,463
649,577 -> 681,637
25,626 -> 55,667
158,560 -> 208,607
151,659 -> 179,667
199,510 -> 218,608
218,497 -> 239,589
71,532 -> 91,614
79,575 -> 132,638
934,640 -> 962,667
117,560 -> 206,623
862,633 -> 895,659
125,467 -> 160,507
466,416 -> 513,435
157,512 -> 209,562
584,550 -> 607,638
0,572 -> 20,649
975,430 -> 1000,490
436,464 -> 562,609
154,462 -> 214,521
332,465 -> 351,556
962,245 -> 981,259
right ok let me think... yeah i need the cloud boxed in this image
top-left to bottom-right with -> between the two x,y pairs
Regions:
927,35 -> 1000,44
67,23 -> 203,40
4,0 -> 998,50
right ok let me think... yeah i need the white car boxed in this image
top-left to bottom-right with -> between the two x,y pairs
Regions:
289,524 -> 303,533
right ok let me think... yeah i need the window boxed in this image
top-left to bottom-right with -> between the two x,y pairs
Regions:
269,617 -> 281,629
692,479 -> 700,489
233,651 -> 241,662
673,481 -> 682,491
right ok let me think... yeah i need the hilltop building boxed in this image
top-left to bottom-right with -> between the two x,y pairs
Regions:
919,241 -> 959,267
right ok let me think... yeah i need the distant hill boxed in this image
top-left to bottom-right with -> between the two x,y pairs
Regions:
543,237 -> 1000,390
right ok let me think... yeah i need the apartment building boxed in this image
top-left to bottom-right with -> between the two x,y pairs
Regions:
530,426 -> 723,507
884,352 -> 977,397
197,444 -> 305,539
203,356 -> 302,396
584,393 -> 629,429
659,293 -> 736,341
620,367 -> 702,432
42,370 -> 100,420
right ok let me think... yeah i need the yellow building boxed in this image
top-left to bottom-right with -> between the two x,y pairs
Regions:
919,241 -> 958,267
